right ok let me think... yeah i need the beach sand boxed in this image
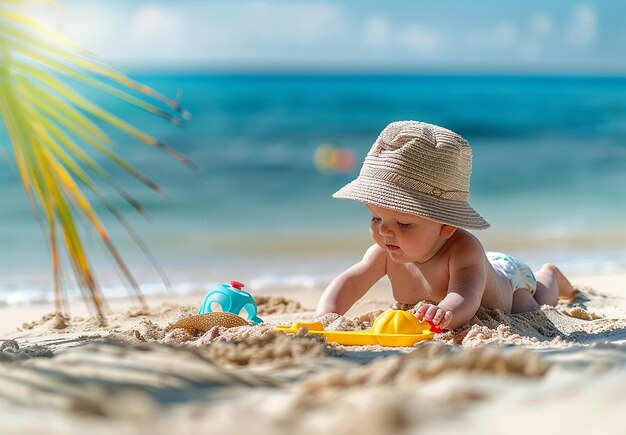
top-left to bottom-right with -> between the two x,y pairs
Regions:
0,272 -> 625,434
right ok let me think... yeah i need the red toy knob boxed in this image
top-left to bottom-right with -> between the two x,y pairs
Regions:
230,280 -> 245,290
427,320 -> 444,333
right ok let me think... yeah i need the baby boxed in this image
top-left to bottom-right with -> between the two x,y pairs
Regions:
315,121 -> 575,331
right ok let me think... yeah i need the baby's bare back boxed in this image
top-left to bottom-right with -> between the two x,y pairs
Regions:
385,230 -> 515,313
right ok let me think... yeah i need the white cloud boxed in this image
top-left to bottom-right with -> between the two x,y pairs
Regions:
364,16 -> 390,47
517,13 -> 552,61
464,21 -> 519,51
399,27 -> 439,52
20,2 -> 351,65
493,21 -> 518,47
295,4 -> 344,42
174,1 -> 350,65
19,0 -> 619,71
568,4 -> 597,46
22,2 -> 118,52
130,5 -> 185,45
232,2 -> 346,44
519,41 -> 542,60
532,13 -> 552,37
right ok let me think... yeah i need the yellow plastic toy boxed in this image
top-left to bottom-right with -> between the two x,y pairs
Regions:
274,310 -> 437,347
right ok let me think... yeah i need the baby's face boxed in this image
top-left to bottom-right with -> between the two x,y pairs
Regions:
367,204 -> 450,264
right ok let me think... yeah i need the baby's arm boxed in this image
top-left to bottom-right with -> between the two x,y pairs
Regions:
416,236 -> 486,330
315,244 -> 387,316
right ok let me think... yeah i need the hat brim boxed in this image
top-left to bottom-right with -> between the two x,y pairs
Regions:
333,177 -> 490,230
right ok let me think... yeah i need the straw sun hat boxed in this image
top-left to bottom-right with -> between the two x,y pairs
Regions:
333,121 -> 490,230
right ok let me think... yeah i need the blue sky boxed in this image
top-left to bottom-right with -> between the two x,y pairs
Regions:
25,0 -> 626,73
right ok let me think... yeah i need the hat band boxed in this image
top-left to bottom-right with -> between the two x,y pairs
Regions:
360,166 -> 469,201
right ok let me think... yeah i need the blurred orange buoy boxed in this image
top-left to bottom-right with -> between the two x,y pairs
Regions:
313,144 -> 357,173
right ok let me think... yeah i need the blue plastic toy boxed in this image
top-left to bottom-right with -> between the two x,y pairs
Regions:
198,281 -> 263,325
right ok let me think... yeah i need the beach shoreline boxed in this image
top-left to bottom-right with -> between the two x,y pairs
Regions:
1,268 -> 624,337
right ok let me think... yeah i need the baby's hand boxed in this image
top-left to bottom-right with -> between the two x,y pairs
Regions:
415,304 -> 453,330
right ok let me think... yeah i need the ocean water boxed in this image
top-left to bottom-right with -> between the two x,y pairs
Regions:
1,73 -> 626,305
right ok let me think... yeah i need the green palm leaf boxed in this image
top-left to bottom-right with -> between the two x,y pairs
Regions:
0,2 -> 190,323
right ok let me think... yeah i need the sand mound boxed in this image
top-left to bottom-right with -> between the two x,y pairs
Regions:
199,333 -> 327,366
16,294 -> 306,338
0,339 -> 53,362
298,343 -> 549,395
109,314 -> 328,367
315,312 -> 372,331
19,288 -> 625,356
255,295 -> 305,315
321,288 -> 626,349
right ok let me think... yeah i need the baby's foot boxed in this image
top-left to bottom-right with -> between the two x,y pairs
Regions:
546,264 -> 576,302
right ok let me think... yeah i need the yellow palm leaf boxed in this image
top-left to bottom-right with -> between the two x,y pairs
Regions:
0,3 -> 190,321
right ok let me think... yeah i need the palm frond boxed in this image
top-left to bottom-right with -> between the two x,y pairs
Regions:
0,3 -> 190,321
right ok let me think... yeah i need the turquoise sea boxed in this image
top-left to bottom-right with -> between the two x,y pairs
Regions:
1,73 -> 626,305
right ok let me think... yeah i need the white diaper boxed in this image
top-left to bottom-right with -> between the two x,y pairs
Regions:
487,252 -> 537,295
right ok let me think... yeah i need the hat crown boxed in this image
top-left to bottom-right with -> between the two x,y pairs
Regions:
332,120 -> 490,230
365,121 -> 472,197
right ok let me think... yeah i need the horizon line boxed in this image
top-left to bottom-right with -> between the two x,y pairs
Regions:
120,68 -> 626,79
112,63 -> 626,77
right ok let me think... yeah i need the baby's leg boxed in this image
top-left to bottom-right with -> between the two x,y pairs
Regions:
533,263 -> 576,305
511,288 -> 540,313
